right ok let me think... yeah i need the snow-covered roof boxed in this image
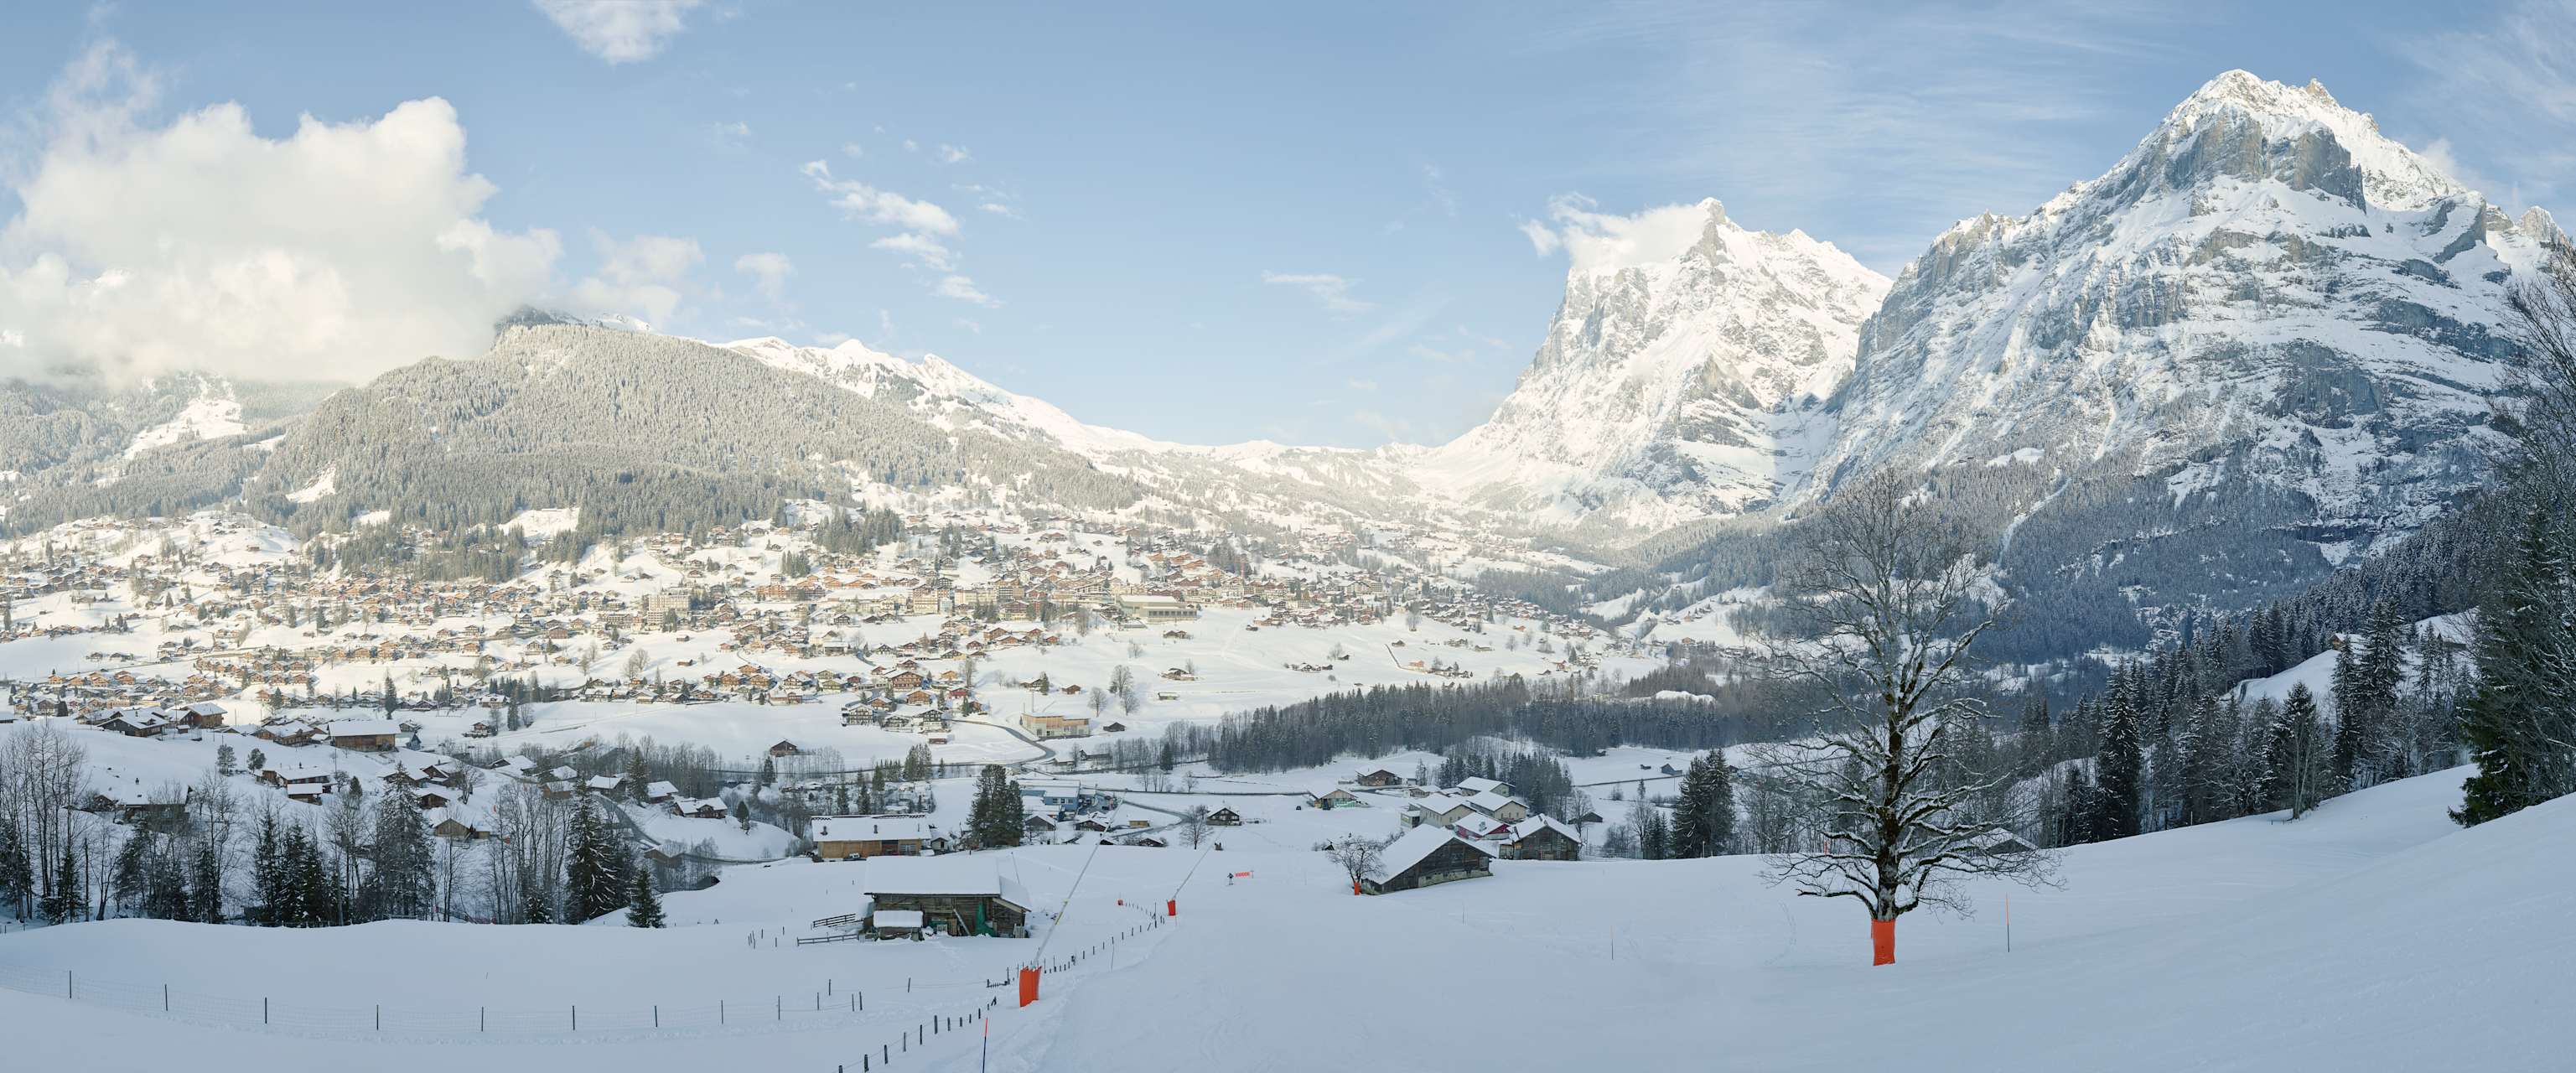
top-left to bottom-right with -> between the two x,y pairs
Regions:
815,816 -> 943,842
1367,827 -> 1495,883
326,719 -> 398,736
1510,816 -> 1581,843
861,857 -> 1031,909
1456,776 -> 1506,795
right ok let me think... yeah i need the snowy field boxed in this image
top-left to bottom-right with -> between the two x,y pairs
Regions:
2,767 -> 2568,1070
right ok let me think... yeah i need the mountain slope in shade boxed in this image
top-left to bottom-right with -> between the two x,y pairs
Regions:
1813,72 -> 2554,540
1399,200 -> 1889,533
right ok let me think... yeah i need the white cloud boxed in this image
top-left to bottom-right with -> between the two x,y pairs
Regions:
840,141 -> 865,158
708,120 -> 751,150
1407,344 -> 1473,364
903,138 -> 920,153
935,274 -> 998,307
0,43 -> 559,382
1516,219 -> 1563,255
801,160 -> 958,235
733,251 -> 793,303
568,232 -> 701,325
1261,271 -> 1373,314
953,318 -> 982,334
936,143 -> 971,164
533,0 -> 705,64
1345,378 -> 1378,391
869,233 -> 953,270
1515,194 -> 1729,275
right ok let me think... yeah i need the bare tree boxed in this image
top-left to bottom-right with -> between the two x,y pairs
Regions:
1179,805 -> 1212,848
1329,835 -> 1382,895
1752,470 -> 2056,966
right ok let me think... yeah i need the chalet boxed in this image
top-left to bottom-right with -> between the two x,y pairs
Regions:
1123,835 -> 1168,848
1309,788 -> 1365,811
1101,722 -> 1127,733
1454,776 -> 1511,796
769,740 -> 803,758
676,797 -> 729,819
326,719 -> 400,752
860,858 -> 1034,936
1361,827 -> 1495,894
1402,794 -> 1479,828
642,780 -> 679,804
1500,816 -> 1583,861
1464,790 -> 1528,823
1353,769 -> 1404,788
813,816 -> 948,860
1019,712 -> 1093,741
1206,806 -> 1243,827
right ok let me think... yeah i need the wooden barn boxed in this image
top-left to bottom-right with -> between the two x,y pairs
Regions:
1206,806 -> 1243,827
1361,827 -> 1495,894
1501,816 -> 1583,861
861,858 -> 1034,936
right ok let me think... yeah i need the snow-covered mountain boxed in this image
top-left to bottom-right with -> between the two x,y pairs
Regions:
1804,70 -> 2555,577
1397,200 -> 1889,533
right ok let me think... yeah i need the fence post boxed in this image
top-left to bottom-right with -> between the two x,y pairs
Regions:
163,983 -> 169,1011
776,995 -> 781,1020
375,1003 -> 380,1030
720,999 -> 725,1024
264,997 -> 270,1024
65,971 -> 72,998
654,1004 -> 660,1028
480,1006 -> 485,1032
572,1005 -> 578,1031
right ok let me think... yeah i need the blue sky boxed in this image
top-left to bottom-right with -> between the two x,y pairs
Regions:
0,1 -> 2564,447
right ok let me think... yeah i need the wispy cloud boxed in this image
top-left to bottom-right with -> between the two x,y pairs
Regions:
533,0 -> 705,65
936,143 -> 972,164
1420,163 -> 1459,218
2396,0 -> 2576,208
936,274 -> 998,307
1261,271 -> 1373,314
733,251 -> 793,304
1518,2 -> 2205,270
708,120 -> 751,151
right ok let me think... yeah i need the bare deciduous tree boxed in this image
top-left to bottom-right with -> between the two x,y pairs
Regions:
1751,470 -> 2057,966
1329,835 -> 1382,895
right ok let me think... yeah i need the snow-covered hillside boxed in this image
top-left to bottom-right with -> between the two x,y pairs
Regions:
2,768 -> 2562,1071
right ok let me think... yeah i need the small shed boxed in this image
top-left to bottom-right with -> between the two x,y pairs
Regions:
872,909 -> 926,940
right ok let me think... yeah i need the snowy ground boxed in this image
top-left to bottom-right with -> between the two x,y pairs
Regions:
3,767 -> 2566,1070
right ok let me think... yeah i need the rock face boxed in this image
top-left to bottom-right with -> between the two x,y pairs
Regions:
1791,71 -> 2556,622
1400,200 -> 1889,534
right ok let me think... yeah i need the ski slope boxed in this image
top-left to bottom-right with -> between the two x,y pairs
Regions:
0,768 -> 2566,1070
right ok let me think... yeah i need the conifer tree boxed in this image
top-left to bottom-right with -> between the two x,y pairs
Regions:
2091,689 -> 2144,840
1672,752 -> 1736,858
626,857 -> 666,928
2454,510 -> 2576,824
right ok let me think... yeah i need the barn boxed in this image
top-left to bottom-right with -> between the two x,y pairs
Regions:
1501,816 -> 1583,861
862,858 -> 1034,936
1361,827 -> 1495,894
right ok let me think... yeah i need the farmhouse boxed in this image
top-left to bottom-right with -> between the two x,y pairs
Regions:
1362,827 -> 1495,894
325,719 -> 400,752
813,815 -> 949,860
1353,768 -> 1404,788
1020,712 -> 1094,740
1206,806 -> 1242,827
860,858 -> 1034,936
